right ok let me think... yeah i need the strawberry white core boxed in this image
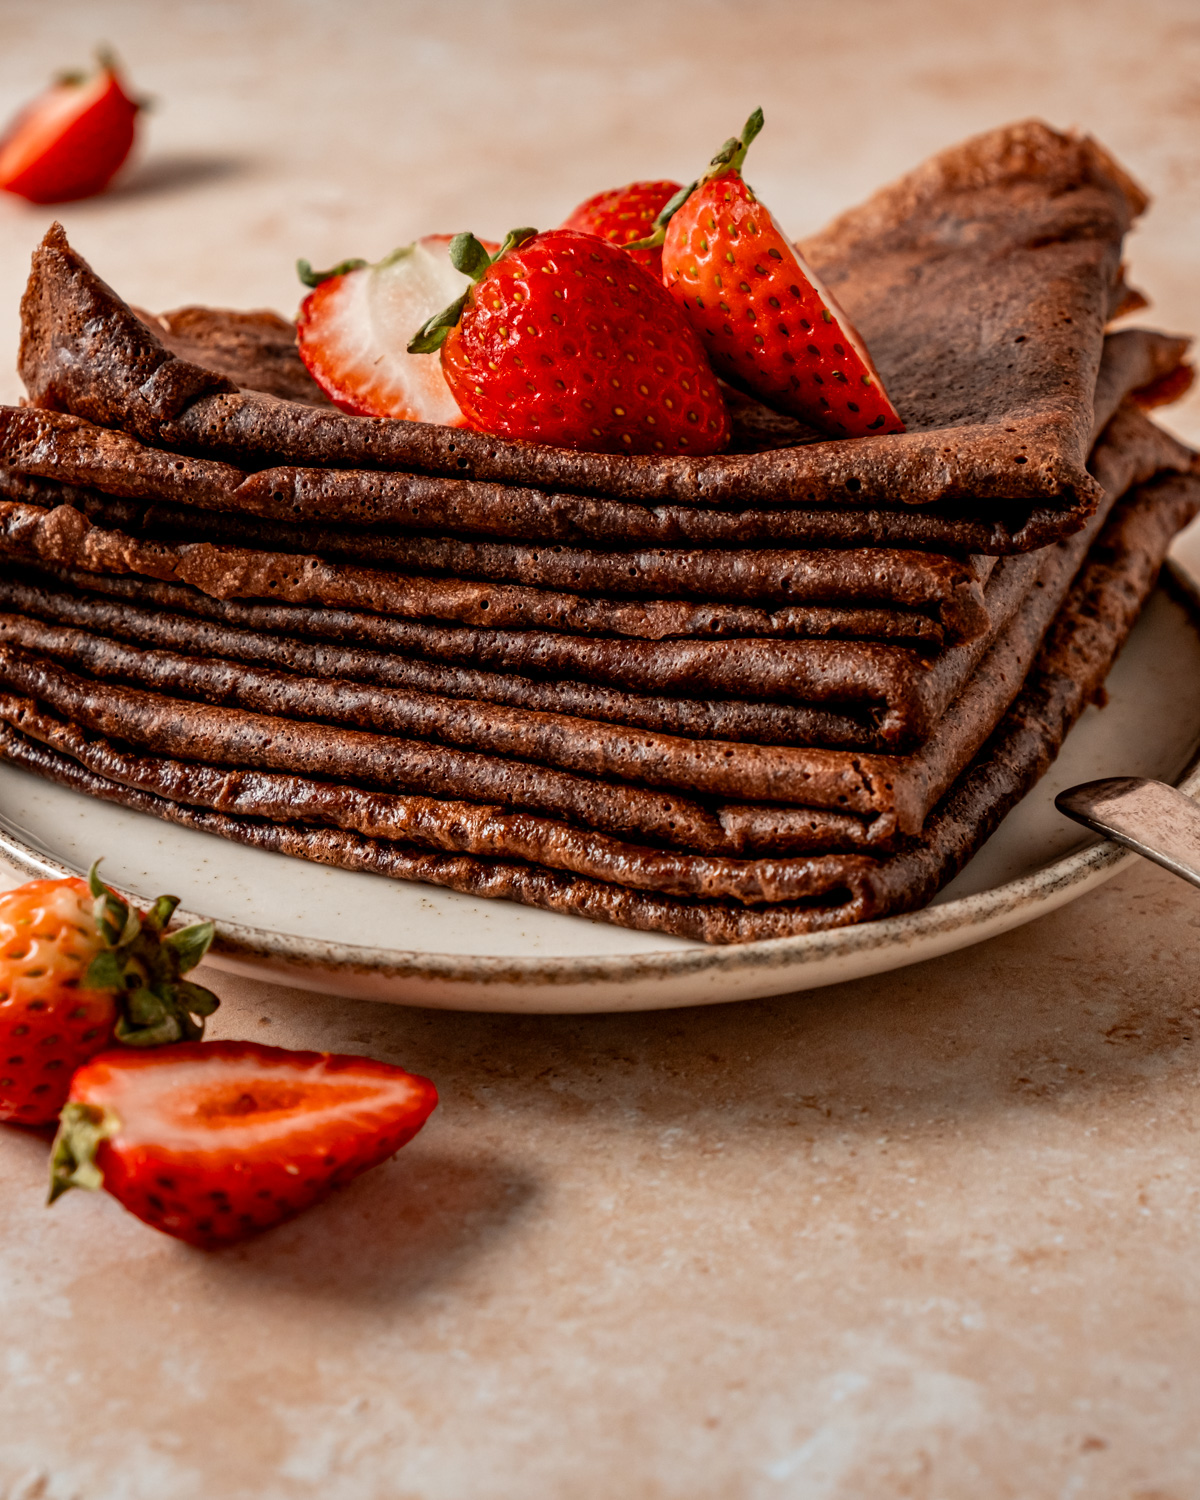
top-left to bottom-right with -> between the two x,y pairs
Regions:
299,235 -> 472,425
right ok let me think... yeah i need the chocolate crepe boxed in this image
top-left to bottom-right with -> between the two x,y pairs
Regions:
0,414 -> 1169,854
0,522 -> 1078,856
0,495 -> 990,643
3,314 -> 1189,557
4,383 -> 1187,646
2,471 -> 1194,940
2,405 -> 1187,752
20,122 -> 1142,518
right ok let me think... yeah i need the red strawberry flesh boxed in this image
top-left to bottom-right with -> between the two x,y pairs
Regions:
0,877 -> 114,1124
664,174 -> 903,438
53,1040 -> 438,1247
0,58 -> 139,204
438,228 -> 730,455
656,109 -> 904,440
562,180 -> 682,276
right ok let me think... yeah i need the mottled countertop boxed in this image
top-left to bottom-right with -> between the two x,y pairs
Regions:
2,2 -> 1200,1496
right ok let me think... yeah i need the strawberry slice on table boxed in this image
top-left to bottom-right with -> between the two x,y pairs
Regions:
296,236 -> 497,425
0,863 -> 219,1126
639,108 -> 904,440
0,50 -> 141,204
49,1041 -> 438,1248
408,227 -> 730,455
561,179 -> 684,277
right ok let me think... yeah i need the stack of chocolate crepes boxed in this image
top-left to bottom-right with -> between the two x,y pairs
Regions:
0,120 -> 1196,943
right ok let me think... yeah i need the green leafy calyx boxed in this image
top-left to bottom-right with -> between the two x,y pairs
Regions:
48,1102 -> 120,1204
408,227 -> 538,355
706,106 -> 764,180
296,256 -> 369,289
626,107 -> 765,253
85,860 -> 219,1048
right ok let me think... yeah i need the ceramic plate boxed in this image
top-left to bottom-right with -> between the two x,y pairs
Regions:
1,560 -> 1198,1014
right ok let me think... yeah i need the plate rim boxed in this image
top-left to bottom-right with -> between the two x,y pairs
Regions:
0,759 -> 1195,991
3,562 -> 1198,996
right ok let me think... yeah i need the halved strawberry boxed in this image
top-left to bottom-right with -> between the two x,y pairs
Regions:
50,1040 -> 437,1247
642,109 -> 904,440
296,236 -> 496,425
0,51 -> 141,204
561,180 -> 683,277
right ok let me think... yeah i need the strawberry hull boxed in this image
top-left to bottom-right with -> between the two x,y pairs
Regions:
0,867 -> 218,1126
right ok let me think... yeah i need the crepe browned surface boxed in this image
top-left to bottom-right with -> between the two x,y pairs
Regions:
19,122 -> 1142,517
0,405 -> 1188,762
1,471 -> 1194,942
0,327 -> 1188,568
0,403 -> 1185,857
0,318 -> 1188,623
0,456 -> 992,645
0,469 -> 1110,854
1,394 -> 1188,642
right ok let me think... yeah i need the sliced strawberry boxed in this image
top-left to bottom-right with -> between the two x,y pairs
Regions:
562,180 -> 683,277
50,1040 -> 438,1247
652,110 -> 904,440
408,227 -> 730,456
0,52 -> 140,204
296,236 -> 494,425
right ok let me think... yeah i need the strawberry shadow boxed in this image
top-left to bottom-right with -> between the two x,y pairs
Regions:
195,1144 -> 538,1307
97,151 -> 250,203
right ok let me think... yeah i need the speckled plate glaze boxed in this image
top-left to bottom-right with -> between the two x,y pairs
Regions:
1,559 -> 1199,1014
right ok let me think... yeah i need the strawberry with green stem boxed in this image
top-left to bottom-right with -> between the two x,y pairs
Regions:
50,1040 -> 438,1247
0,863 -> 218,1125
634,108 -> 904,440
408,227 -> 730,455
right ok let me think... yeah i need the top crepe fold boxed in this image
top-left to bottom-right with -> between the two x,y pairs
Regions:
18,120 -> 1143,514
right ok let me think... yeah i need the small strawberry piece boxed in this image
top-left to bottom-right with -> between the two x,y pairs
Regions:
0,864 -> 218,1125
0,52 -> 140,204
561,180 -> 683,277
408,227 -> 730,456
655,110 -> 904,440
296,236 -> 494,425
50,1041 -> 438,1247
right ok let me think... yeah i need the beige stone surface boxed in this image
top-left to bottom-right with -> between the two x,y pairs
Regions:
1,1 -> 1200,1496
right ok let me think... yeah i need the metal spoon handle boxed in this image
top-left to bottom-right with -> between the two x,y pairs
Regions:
1055,776 -> 1200,889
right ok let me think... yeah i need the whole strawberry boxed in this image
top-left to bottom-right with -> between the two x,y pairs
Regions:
0,50 -> 141,204
644,109 -> 904,440
50,1041 -> 438,1247
0,864 -> 218,1125
408,227 -> 730,455
561,179 -> 684,277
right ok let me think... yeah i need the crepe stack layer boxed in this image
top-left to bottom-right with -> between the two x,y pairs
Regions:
0,120 -> 1196,942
